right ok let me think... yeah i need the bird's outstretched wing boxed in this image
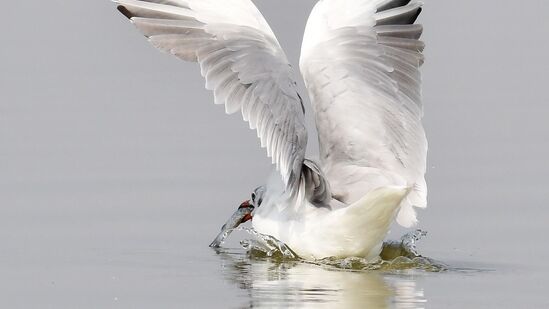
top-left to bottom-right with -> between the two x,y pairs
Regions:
115,0 -> 307,189
300,0 -> 427,227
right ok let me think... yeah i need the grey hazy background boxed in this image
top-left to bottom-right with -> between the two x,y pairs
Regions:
1,0 -> 548,308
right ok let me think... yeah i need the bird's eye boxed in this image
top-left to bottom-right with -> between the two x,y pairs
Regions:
251,193 -> 256,201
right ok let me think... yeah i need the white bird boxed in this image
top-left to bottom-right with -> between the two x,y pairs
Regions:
114,0 -> 428,261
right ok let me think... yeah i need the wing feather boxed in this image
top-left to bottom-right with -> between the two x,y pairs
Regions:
115,0 -> 307,189
300,0 -> 428,227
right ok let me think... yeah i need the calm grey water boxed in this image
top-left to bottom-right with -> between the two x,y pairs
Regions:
1,0 -> 549,308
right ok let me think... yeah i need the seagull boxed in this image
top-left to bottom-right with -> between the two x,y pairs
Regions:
114,0 -> 428,261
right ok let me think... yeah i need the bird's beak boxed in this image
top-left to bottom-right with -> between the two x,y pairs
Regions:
209,200 -> 255,248
238,200 -> 254,224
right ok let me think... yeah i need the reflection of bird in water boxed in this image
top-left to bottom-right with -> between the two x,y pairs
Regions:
114,0 -> 429,260
215,248 -> 426,309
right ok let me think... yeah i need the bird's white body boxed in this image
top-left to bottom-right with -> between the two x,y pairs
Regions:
253,184 -> 409,260
115,0 -> 429,260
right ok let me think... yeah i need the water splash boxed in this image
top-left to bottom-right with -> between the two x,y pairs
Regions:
209,207 -> 254,248
402,229 -> 428,255
239,227 -> 298,259
380,229 -> 429,260
221,227 -> 447,272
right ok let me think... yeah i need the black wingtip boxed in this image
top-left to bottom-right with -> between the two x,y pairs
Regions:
377,0 -> 412,13
410,7 -> 422,24
376,6 -> 423,26
117,5 -> 133,19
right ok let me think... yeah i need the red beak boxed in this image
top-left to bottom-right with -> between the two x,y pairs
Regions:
238,200 -> 254,224
209,200 -> 255,248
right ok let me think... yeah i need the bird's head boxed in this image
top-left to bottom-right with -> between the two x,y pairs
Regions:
237,186 -> 265,224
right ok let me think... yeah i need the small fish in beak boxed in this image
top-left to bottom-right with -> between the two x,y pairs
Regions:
209,200 -> 254,248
